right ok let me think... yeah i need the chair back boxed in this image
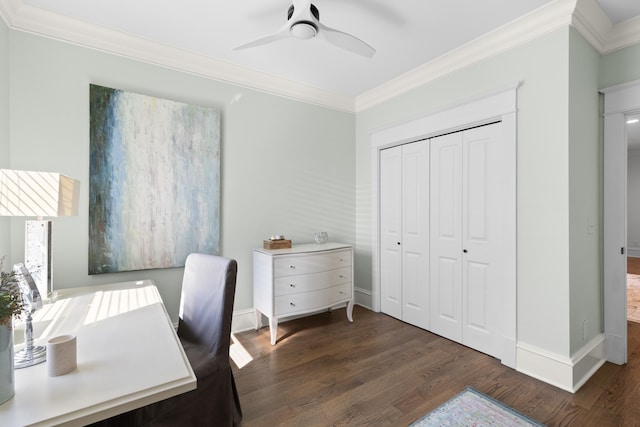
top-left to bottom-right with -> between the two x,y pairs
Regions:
177,253 -> 237,356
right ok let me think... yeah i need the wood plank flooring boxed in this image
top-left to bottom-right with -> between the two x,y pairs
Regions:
628,256 -> 640,275
232,306 -> 640,426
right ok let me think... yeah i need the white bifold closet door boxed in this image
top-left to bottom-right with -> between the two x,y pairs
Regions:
430,122 -> 509,359
380,140 -> 430,329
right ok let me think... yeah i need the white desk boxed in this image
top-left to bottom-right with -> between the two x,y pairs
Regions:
0,280 -> 196,427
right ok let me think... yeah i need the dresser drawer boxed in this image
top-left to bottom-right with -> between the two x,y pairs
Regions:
274,283 -> 351,316
274,267 -> 351,296
274,250 -> 352,277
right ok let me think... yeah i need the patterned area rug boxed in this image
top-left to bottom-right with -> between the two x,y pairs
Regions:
628,274 -> 640,323
410,387 -> 544,427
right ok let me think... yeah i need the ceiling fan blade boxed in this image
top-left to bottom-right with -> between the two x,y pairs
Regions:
234,26 -> 290,51
317,23 -> 376,58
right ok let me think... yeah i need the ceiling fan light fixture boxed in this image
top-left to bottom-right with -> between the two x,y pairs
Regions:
290,22 -> 317,40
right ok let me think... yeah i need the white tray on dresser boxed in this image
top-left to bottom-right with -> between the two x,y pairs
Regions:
253,242 -> 354,345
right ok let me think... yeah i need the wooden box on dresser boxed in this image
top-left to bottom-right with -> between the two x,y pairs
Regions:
253,242 -> 354,345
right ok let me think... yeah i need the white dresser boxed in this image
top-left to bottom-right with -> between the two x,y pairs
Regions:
253,242 -> 354,344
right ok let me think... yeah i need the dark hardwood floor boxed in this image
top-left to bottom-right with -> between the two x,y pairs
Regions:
231,306 -> 640,426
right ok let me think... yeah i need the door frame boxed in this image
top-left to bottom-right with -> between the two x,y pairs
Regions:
370,83 -> 519,367
601,79 -> 640,365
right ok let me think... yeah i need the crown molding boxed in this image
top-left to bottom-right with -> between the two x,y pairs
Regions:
1,0 -> 639,113
354,0 -> 577,112
604,15 -> 640,52
572,0 -> 640,53
0,0 -> 355,113
572,0 -> 612,51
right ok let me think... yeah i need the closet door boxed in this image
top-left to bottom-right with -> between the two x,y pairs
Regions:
380,147 -> 403,319
430,122 -> 511,360
380,141 -> 430,328
461,123 -> 510,358
429,132 -> 463,342
401,141 -> 430,329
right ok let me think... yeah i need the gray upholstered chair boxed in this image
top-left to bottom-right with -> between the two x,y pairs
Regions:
96,254 -> 242,426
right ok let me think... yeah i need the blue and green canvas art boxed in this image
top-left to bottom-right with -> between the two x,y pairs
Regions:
89,84 -> 220,274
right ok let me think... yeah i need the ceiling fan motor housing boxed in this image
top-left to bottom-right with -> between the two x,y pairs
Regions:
288,4 -> 319,20
288,4 -> 320,40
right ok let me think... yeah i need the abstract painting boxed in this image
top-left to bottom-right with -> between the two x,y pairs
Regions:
89,84 -> 220,274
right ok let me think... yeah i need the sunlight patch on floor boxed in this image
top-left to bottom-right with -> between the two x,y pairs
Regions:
230,333 -> 253,369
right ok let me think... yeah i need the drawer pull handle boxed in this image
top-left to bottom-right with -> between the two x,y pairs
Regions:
339,275 -> 344,278
290,302 -> 295,306
290,283 -> 295,288
289,265 -> 295,269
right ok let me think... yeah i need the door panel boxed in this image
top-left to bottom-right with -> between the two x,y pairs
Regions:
430,133 -> 463,341
380,141 -> 429,328
380,147 -> 403,319
402,141 -> 430,329
462,123 -> 506,358
466,261 -> 489,331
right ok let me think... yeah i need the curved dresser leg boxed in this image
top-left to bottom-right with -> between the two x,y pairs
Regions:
269,317 -> 278,345
346,300 -> 354,323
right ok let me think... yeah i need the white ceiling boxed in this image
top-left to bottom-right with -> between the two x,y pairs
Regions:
17,0 -> 557,98
1,0 -> 640,111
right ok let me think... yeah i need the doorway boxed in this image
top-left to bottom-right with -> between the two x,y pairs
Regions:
602,79 -> 640,365
627,117 -> 640,323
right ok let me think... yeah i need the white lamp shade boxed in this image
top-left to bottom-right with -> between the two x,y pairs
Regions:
0,169 -> 80,217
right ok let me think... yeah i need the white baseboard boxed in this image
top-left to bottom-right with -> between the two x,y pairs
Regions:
355,286 -> 373,310
628,249 -> 640,258
231,308 -> 257,334
605,330 -> 627,365
516,334 -> 606,392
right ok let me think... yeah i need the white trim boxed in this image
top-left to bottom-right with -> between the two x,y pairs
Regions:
629,249 -> 640,258
572,0 -> 613,52
370,84 -> 518,365
605,16 -> 640,53
601,79 -> 640,114
354,286 -> 373,310
0,0 -> 355,113
572,0 -> 640,54
231,308 -> 257,334
370,83 -> 521,149
601,79 -> 640,365
5,0 -> 639,112
516,334 -> 606,392
356,0 -> 574,111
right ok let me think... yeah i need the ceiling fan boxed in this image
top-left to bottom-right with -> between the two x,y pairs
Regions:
234,0 -> 376,58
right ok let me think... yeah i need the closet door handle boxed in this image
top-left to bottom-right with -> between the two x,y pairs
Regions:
397,242 -> 401,245
463,249 -> 468,253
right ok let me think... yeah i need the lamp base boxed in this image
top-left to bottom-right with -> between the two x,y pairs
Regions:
14,345 -> 46,369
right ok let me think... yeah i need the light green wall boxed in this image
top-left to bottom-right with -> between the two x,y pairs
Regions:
356,28 -> 574,356
7,30 -> 356,322
4,17 -> 625,363
600,43 -> 640,89
0,19 -> 10,261
568,28 -> 602,353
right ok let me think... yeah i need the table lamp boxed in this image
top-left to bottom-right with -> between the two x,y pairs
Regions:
0,169 -> 80,300
0,169 -> 79,368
